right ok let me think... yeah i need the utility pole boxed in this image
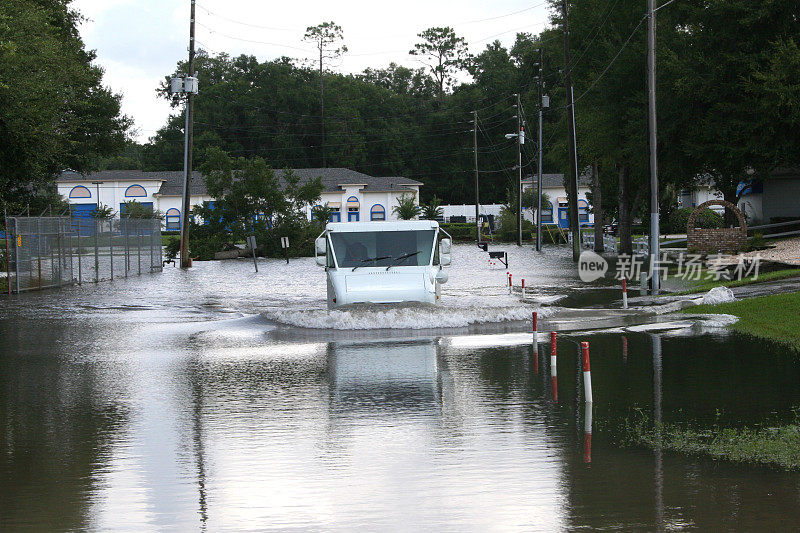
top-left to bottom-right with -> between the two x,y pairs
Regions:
473,110 -> 481,243
562,0 -> 581,262
179,0 -> 196,269
515,93 -> 523,247
319,46 -> 326,167
536,48 -> 547,252
647,0 -> 661,294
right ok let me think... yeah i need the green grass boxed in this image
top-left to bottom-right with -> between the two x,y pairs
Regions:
673,268 -> 800,295
625,414 -> 800,469
684,291 -> 800,351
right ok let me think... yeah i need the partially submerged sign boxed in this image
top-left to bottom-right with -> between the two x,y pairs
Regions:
246,235 -> 258,272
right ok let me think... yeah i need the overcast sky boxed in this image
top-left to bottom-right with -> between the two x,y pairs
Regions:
73,0 -> 553,143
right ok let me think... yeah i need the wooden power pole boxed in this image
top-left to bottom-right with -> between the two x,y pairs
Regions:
562,0 -> 581,262
180,0 -> 196,269
473,110 -> 480,243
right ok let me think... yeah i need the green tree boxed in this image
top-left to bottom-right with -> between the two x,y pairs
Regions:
393,193 -> 420,220
409,27 -> 470,100
92,204 -> 114,219
421,195 -> 443,220
662,0 -> 800,224
311,203 -> 335,226
0,0 -> 129,210
189,147 -> 324,258
120,200 -> 162,219
303,22 -> 347,167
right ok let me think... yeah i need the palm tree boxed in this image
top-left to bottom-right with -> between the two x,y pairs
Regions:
421,195 -> 444,220
392,193 -> 421,220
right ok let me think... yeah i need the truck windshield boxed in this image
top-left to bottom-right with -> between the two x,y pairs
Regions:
330,230 -> 435,268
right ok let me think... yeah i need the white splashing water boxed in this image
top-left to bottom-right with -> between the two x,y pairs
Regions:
702,286 -> 736,305
268,305 -> 553,330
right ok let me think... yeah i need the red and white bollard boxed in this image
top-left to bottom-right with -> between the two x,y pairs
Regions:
508,272 -> 512,294
581,341 -> 593,403
532,311 -> 539,371
550,331 -> 558,403
583,402 -> 593,464
521,278 -> 526,299
622,278 -> 628,309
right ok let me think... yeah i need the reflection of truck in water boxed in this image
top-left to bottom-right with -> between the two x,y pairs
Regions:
315,220 -> 452,309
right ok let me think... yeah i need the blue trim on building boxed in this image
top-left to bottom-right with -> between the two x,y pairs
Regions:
124,184 -> 147,197
69,185 -> 92,199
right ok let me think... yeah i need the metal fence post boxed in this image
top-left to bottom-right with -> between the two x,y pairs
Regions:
37,218 -> 42,289
137,220 -> 141,275
157,220 -> 163,270
56,220 -> 63,287
3,210 -> 9,295
109,218 -> 114,280
149,219 -> 155,271
14,219 -> 20,294
94,218 -> 99,282
77,218 -> 82,285
67,218 -> 74,285
124,218 -> 129,277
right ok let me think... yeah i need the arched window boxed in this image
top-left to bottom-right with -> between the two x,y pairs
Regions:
578,199 -> 590,222
165,208 -> 180,231
69,185 -> 91,199
346,196 -> 360,222
541,200 -> 554,223
124,184 -> 147,197
370,204 -> 386,221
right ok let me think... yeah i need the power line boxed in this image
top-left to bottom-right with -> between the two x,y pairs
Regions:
572,15 -> 647,105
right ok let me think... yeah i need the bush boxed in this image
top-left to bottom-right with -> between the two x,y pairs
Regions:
440,222 -> 476,241
745,232 -> 768,252
668,207 -> 724,233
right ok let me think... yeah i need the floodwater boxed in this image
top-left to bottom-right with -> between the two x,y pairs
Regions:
1,244 -> 800,531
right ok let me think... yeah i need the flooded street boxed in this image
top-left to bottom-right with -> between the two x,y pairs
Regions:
2,244 -> 800,531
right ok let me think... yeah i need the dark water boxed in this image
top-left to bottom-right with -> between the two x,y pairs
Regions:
2,255 -> 800,531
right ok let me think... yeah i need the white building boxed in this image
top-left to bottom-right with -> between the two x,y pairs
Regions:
57,169 -> 422,229
520,173 -> 594,228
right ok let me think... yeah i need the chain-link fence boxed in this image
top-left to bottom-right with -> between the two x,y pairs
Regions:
2,216 -> 162,294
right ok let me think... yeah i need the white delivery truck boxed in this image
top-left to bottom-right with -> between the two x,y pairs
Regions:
315,220 -> 451,309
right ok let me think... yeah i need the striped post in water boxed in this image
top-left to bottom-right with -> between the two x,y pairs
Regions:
583,401 -> 593,464
521,278 -> 526,299
550,331 -> 558,403
532,311 -> 539,372
581,341 -> 593,403
622,278 -> 628,309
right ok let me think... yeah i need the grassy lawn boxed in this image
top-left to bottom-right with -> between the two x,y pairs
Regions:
625,415 -> 800,470
674,268 -> 800,295
684,291 -> 800,352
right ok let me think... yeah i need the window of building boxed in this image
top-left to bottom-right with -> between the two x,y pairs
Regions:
347,196 -> 360,222
69,186 -> 92,199
124,184 -> 147,197
165,208 -> 180,231
541,200 -> 554,223
578,199 -> 590,222
370,204 -> 386,221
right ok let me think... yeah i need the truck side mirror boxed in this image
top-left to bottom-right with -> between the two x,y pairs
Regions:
440,254 -> 451,266
439,238 -> 452,255
315,255 -> 326,266
315,236 -> 327,255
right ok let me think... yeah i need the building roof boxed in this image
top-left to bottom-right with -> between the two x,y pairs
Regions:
58,170 -> 177,182
521,172 -> 592,188
58,168 -> 423,197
